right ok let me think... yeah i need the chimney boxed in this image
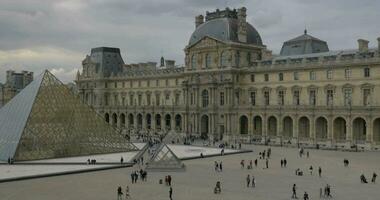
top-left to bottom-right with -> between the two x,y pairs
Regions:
358,39 -> 369,52
377,37 -> 380,52
195,15 -> 204,28
237,7 -> 247,43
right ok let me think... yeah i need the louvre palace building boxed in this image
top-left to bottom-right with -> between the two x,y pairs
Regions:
76,7 -> 380,150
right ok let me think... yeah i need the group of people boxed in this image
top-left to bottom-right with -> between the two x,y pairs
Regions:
87,158 -> 97,165
116,186 -> 130,200
130,169 -> 148,184
291,184 -> 310,200
245,174 -> 256,188
320,184 -> 332,198
360,173 -> 377,183
258,148 -> 271,159
7,157 -> 14,164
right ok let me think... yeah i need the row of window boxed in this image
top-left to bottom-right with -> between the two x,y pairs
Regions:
190,51 -> 256,69
250,67 -> 371,82
100,93 -> 181,107
191,88 -> 372,108
103,79 -> 179,89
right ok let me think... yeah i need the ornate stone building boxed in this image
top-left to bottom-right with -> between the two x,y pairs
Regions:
0,70 -> 33,108
76,7 -> 380,150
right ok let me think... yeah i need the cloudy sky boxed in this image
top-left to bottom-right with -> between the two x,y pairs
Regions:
0,0 -> 379,83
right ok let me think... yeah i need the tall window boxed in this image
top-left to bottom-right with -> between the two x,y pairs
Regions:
129,94 -> 134,106
155,94 -> 160,106
114,94 -> 118,106
138,81 -> 141,87
202,90 -> 209,107
235,91 -> 240,105
147,94 -> 151,106
344,88 -> 352,106
293,90 -> 300,105
278,91 -> 284,105
104,94 -> 109,106
279,73 -> 284,81
363,88 -> 371,105
220,51 -> 228,67
250,74 -> 255,82
294,72 -> 299,80
264,91 -> 270,105
364,67 -> 370,77
205,54 -> 212,68
190,93 -> 194,105
309,90 -> 316,106
220,92 -> 225,106
165,79 -> 169,86
264,74 -> 269,82
191,54 -> 197,69
138,94 -> 142,106
345,68 -> 351,79
310,71 -> 316,80
147,80 -> 150,87
326,69 -> 333,80
326,90 -> 333,106
175,94 -> 180,105
235,51 -> 240,67
250,92 -> 256,106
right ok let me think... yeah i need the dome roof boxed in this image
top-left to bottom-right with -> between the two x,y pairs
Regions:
280,30 -> 329,56
188,17 -> 263,46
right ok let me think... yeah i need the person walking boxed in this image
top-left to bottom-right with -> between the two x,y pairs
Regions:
251,176 -> 256,188
254,159 -> 258,167
168,175 -> 172,186
372,172 -> 377,183
318,167 -> 322,177
284,158 -> 287,167
303,191 -> 309,200
292,184 -> 297,199
280,159 -> 283,168
125,186 -> 130,199
265,159 -> 269,169
219,161 -> 223,172
309,166 -> 313,175
169,186 -> 173,200
120,156 -> 124,164
246,174 -> 251,187
117,186 -> 123,200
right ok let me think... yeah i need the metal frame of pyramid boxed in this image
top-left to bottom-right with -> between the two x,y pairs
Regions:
0,70 -> 138,161
145,143 -> 185,172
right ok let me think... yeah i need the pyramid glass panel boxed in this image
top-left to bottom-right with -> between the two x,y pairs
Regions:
146,144 -> 184,171
0,70 -> 137,161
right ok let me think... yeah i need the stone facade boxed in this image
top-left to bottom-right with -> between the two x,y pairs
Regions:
76,7 -> 380,150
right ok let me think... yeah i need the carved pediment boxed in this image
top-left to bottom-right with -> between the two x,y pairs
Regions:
188,36 -> 224,50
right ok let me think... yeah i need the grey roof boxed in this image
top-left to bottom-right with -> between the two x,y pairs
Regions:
188,17 -> 263,46
280,30 -> 329,56
90,47 -> 124,77
0,72 -> 43,160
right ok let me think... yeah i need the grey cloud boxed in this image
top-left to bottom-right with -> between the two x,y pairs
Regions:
0,0 -> 380,83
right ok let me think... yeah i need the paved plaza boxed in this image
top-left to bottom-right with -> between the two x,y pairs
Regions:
0,145 -> 379,200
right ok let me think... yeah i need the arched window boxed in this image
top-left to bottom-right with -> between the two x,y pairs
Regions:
205,54 -> 212,68
191,54 -> 197,69
220,51 -> 228,67
202,90 -> 209,107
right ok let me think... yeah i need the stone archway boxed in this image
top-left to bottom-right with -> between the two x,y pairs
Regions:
353,117 -> 366,141
267,116 -> 277,136
128,113 -> 134,127
240,115 -> 248,135
283,116 -> 293,138
201,115 -> 209,139
333,117 -> 346,140
175,114 -> 182,131
137,113 -> 143,130
146,114 -> 152,130
120,113 -> 126,127
253,116 -> 262,136
298,116 -> 310,138
165,114 -> 171,130
316,117 -> 328,139
155,114 -> 161,131
104,113 -> 110,123
373,118 -> 380,142
112,113 -> 117,126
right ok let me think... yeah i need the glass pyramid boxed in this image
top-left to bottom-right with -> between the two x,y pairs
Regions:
146,143 -> 185,171
0,70 -> 138,161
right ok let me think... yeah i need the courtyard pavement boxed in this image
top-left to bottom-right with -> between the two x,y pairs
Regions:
0,145 -> 379,200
